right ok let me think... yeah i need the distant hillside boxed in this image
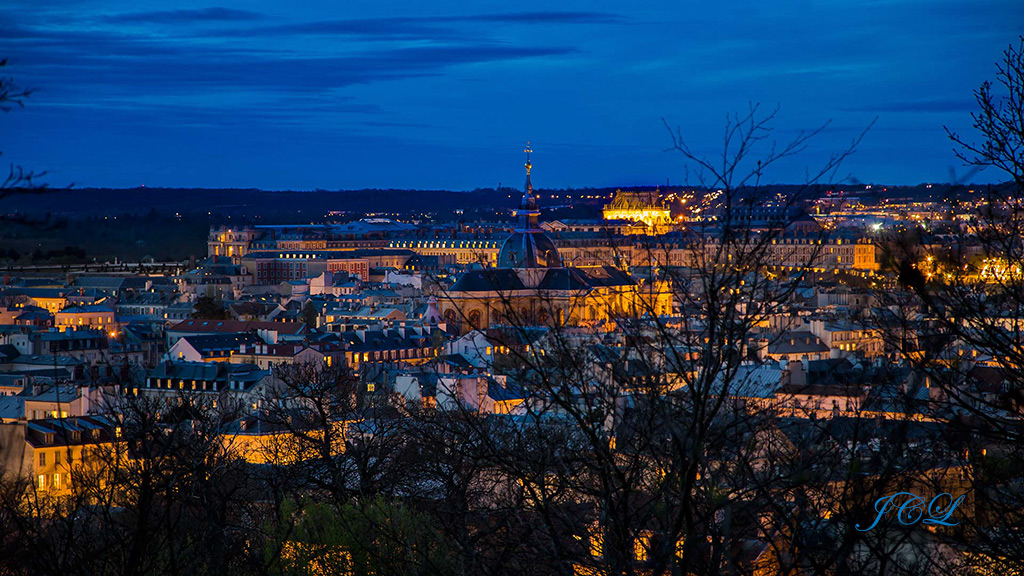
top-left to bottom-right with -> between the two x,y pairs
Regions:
0,182 -> 989,220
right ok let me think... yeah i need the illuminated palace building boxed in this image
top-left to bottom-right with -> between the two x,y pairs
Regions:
440,147 -> 672,334
602,189 -> 672,228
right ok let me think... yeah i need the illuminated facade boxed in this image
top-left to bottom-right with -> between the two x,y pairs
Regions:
54,304 -> 117,333
387,238 -> 501,266
208,226 -> 261,263
702,234 -> 879,272
602,189 -> 672,227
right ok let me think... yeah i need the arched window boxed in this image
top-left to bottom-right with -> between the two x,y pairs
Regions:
443,309 -> 458,328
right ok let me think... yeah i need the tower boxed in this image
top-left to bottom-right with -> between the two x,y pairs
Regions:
497,143 -> 561,268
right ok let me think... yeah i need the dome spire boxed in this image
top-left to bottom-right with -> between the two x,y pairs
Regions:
524,142 -> 533,193
497,143 -> 561,269
516,142 -> 540,231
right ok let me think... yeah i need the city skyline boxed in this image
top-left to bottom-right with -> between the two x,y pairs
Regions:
1,0 -> 1021,190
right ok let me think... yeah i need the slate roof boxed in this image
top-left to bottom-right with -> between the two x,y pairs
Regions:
0,395 -> 23,419
715,363 -> 784,398
0,344 -> 20,362
767,331 -> 830,355
18,385 -> 80,402
56,304 -> 115,314
25,415 -> 117,448
177,332 -> 264,355
487,380 -> 526,402
149,361 -> 267,384
450,269 -> 526,292
341,329 -> 432,352
451,265 -> 634,293
168,319 -> 307,336
73,276 -> 152,290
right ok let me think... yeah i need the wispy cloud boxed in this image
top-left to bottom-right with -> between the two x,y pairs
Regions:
212,11 -> 624,40
102,7 -> 265,24
0,13 -> 585,96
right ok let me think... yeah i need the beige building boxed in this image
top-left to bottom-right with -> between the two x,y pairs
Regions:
54,304 -> 117,333
207,226 -> 261,263
0,416 -> 119,498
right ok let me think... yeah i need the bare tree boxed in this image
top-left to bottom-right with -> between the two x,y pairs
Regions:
877,36 -> 1024,574
408,105 -> 929,576
0,377 -> 268,576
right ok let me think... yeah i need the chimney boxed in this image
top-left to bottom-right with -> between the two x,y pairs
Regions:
788,360 -> 806,387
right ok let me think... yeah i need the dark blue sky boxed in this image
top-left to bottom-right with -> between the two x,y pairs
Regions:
1,0 -> 1021,190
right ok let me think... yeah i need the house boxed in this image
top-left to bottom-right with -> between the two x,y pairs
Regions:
229,341 -> 347,371
443,327 -> 547,369
0,373 -> 25,396
72,275 -> 164,298
807,318 -> 883,358
166,319 -> 308,346
165,332 -> 264,362
20,384 -> 97,420
173,269 -> 235,300
4,288 -> 68,313
4,329 -> 114,366
0,412 -> 118,494
139,361 -> 274,413
773,360 -> 867,418
394,370 -> 525,414
757,331 -> 831,363
116,291 -> 179,323
323,306 -> 407,331
228,299 -> 279,321
0,306 -> 53,328
340,326 -> 445,372
54,304 -> 117,333
162,301 -> 196,323
309,271 -> 360,296
0,415 -> 119,496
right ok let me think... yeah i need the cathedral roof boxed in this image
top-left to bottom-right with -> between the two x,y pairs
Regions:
450,269 -> 526,292
449,265 -> 633,293
498,230 -> 561,268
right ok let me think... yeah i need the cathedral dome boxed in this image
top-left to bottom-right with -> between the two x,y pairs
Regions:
498,230 -> 561,268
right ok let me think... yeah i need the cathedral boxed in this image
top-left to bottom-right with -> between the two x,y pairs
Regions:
440,146 -> 673,335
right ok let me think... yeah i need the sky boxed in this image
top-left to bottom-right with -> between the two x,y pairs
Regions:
0,0 -> 1021,191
